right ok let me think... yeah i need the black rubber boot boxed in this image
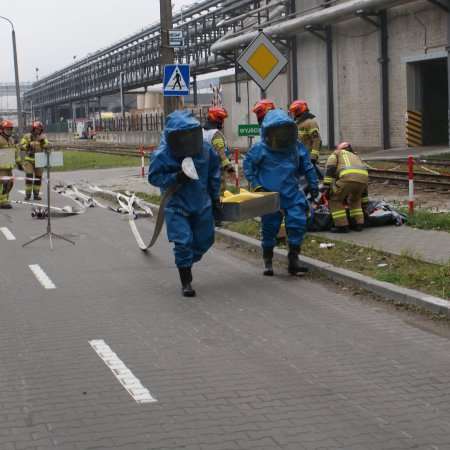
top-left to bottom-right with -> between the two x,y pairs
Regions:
178,267 -> 196,297
287,244 -> 308,275
262,247 -> 274,276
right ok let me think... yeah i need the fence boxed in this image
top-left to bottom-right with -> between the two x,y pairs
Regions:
45,108 -> 209,134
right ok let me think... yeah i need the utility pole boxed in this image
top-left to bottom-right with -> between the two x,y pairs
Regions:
160,0 -> 178,120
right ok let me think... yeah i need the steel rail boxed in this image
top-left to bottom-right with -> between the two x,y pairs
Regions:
369,172 -> 450,190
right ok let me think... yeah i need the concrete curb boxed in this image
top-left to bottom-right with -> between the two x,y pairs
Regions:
216,228 -> 450,318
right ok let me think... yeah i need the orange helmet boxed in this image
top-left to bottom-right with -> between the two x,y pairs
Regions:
336,142 -> 354,152
1,120 -> 14,129
289,100 -> 309,118
1,120 -> 13,135
207,107 -> 228,125
31,121 -> 44,133
252,99 -> 276,123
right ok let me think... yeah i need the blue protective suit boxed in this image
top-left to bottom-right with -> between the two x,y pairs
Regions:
148,110 -> 221,268
243,109 -> 319,248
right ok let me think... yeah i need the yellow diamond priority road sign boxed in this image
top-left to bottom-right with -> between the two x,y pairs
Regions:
237,32 -> 288,91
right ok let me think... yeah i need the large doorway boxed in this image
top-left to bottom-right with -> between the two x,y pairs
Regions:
422,58 -> 448,145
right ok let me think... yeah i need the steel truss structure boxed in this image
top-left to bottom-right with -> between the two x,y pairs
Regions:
23,0 -> 291,118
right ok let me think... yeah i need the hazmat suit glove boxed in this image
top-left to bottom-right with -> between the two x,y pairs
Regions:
175,170 -> 191,185
309,187 -> 320,200
212,198 -> 222,214
311,157 -> 318,165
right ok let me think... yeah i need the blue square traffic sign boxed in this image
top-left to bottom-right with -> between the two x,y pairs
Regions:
163,64 -> 190,96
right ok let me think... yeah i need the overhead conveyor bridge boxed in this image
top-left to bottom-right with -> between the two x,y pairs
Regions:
23,0 -> 292,114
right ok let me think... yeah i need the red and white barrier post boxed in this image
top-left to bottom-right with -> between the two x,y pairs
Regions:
234,148 -> 239,188
408,154 -> 414,216
140,145 -> 145,177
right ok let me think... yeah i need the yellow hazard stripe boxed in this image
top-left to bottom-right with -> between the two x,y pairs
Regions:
406,109 -> 422,147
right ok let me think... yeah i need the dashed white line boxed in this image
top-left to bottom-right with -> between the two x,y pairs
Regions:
0,227 -> 15,240
89,339 -> 157,404
29,264 -> 56,289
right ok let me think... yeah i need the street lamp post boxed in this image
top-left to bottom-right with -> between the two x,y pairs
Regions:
0,15 -> 23,137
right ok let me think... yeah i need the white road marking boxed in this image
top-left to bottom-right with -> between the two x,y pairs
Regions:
29,264 -> 56,289
0,227 -> 15,240
89,339 -> 157,404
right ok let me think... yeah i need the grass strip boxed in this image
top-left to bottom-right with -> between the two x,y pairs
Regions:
50,149 -> 140,171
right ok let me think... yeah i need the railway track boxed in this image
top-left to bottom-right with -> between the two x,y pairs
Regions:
368,170 -> 450,190
367,158 -> 450,168
55,142 -> 450,190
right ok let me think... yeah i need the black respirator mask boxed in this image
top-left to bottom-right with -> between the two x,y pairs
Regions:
167,127 -> 204,158
264,124 -> 297,151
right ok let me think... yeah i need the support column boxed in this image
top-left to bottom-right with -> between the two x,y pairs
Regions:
325,25 -> 335,150
447,9 -> 450,147
379,10 -> 390,149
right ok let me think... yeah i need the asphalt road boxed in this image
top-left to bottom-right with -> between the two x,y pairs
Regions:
1,188 -> 450,449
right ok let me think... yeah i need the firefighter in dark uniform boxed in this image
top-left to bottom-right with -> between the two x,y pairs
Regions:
20,121 -> 49,200
289,100 -> 321,165
323,142 -> 369,233
0,120 -> 22,209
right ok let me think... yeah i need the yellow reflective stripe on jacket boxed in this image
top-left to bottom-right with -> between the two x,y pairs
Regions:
311,149 -> 320,158
323,176 -> 334,185
212,136 -> 225,148
306,127 -> 319,135
339,168 -> 368,177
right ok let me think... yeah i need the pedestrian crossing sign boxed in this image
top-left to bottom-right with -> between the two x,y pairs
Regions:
163,64 -> 190,96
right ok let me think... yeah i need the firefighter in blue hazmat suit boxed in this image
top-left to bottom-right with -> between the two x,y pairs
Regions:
148,110 -> 221,297
243,109 -> 319,276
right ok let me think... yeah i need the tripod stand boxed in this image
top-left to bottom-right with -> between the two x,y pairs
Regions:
22,150 -> 75,250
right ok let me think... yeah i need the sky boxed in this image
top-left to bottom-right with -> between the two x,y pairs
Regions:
0,0 -> 200,84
